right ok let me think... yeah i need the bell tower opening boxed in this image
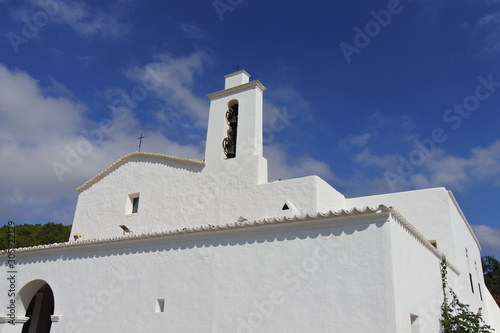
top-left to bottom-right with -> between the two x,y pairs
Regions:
223,100 -> 239,159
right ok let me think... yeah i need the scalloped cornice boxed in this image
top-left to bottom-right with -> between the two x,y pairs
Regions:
77,151 -> 205,193
7,206 -> 388,253
3,204 -> 461,275
390,208 -> 460,275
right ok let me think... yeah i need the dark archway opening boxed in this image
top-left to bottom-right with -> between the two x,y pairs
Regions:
22,284 -> 54,333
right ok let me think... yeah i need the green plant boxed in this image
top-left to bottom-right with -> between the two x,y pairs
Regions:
482,256 -> 500,296
440,257 -> 494,332
0,222 -> 72,250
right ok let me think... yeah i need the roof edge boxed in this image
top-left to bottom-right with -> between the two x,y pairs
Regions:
390,208 -> 461,275
4,205 -> 391,254
77,151 -> 205,193
206,80 -> 266,100
5,204 -> 461,275
447,190 -> 481,250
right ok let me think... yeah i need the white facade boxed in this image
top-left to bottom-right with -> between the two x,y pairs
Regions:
1,70 -> 499,333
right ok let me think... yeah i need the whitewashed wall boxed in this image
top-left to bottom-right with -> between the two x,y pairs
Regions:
347,187 -> 500,330
3,213 -> 401,333
346,188 -> 460,263
70,155 -> 345,241
389,215 -> 445,333
71,70 -> 346,241
3,206 -> 499,332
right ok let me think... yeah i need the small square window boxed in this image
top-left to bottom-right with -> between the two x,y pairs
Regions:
126,193 -> 140,215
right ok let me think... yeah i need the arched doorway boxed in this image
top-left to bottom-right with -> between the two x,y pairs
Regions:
18,281 -> 54,333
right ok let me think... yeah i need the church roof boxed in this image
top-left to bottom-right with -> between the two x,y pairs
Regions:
77,151 -> 205,192
4,204 -> 460,274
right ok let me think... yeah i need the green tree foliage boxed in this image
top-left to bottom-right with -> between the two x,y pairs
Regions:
441,258 -> 494,333
482,256 -> 500,295
0,222 -> 72,250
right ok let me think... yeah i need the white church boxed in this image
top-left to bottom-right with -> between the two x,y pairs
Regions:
1,70 -> 499,332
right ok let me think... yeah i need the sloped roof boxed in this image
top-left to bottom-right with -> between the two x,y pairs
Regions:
77,151 -> 205,192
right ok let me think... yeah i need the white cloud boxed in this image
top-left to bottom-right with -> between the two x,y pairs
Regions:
0,65 -> 84,222
0,64 -> 203,225
465,141 -> 500,182
179,22 -> 205,40
415,141 -> 500,190
16,0 -> 132,39
265,144 -> 337,182
476,10 -> 500,55
264,85 -> 311,123
341,172 -> 396,197
0,66 -> 84,142
125,51 -> 212,128
341,133 -> 372,148
352,149 -> 396,170
416,152 -> 471,191
347,140 -> 500,194
472,225 -> 500,249
368,111 -> 391,127
462,6 -> 500,56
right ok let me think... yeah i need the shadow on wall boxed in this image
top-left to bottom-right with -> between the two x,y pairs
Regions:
16,219 -> 384,264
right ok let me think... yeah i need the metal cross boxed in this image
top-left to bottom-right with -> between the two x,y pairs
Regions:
137,133 -> 144,152
235,65 -> 241,71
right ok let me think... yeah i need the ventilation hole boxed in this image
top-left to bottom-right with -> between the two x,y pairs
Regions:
282,204 -> 290,210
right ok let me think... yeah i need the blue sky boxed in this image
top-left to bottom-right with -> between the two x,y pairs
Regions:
0,0 -> 499,257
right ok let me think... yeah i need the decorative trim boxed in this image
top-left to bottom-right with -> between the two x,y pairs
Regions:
4,206 -> 390,254
16,317 -> 30,324
77,152 -> 205,192
0,316 -> 29,323
224,70 -> 250,79
390,209 -> 461,275
447,191 -> 481,250
3,203 -> 462,276
0,204 -> 462,275
207,80 -> 267,100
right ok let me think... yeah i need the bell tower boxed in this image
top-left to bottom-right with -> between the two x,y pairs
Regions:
204,70 -> 268,184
